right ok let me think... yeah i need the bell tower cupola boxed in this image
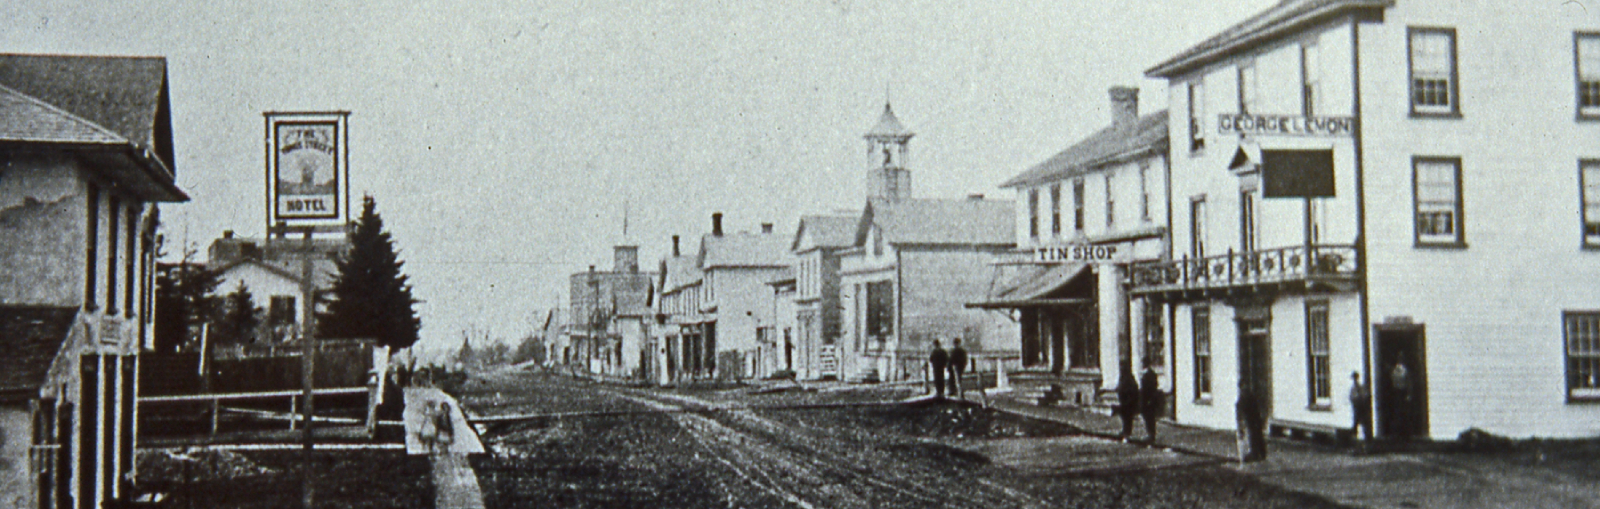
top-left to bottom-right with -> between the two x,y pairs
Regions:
864,102 -> 914,201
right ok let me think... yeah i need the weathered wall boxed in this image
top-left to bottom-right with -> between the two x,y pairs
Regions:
0,158 -> 85,307
0,404 -> 34,509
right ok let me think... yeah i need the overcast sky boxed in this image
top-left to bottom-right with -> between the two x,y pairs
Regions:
3,0 -> 1277,358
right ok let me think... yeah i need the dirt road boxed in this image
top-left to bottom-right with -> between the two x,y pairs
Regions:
459,371 -> 1343,508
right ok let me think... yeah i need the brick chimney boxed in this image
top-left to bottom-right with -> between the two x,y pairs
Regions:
672,235 -> 681,257
712,212 -> 724,237
1110,86 -> 1139,129
760,222 -> 774,234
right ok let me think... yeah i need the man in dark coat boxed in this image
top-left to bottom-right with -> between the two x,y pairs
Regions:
949,338 -> 969,399
1349,371 -> 1373,444
1116,366 -> 1140,440
929,340 -> 949,399
1140,364 -> 1164,442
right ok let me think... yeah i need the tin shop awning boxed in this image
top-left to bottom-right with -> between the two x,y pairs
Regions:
967,262 -> 1093,309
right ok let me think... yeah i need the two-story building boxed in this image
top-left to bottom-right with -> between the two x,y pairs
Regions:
567,246 -> 655,380
655,234 -> 709,384
1138,0 -> 1600,439
695,215 -> 790,381
0,54 -> 187,509
973,87 -> 1171,408
789,214 -> 857,380
835,103 -> 1018,383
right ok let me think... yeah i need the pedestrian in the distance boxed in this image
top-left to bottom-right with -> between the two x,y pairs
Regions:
929,340 -> 949,399
434,401 -> 456,454
417,401 -> 439,453
1348,371 -> 1373,445
949,338 -> 969,399
1139,363 -> 1163,443
1116,366 -> 1140,440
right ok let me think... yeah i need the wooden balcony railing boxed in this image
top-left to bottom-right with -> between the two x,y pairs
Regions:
1130,244 -> 1358,294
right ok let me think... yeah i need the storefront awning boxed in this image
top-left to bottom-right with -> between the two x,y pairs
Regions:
967,262 -> 1093,309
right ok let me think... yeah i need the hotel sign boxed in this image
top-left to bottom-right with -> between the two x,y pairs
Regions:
1218,114 -> 1355,137
266,111 -> 350,227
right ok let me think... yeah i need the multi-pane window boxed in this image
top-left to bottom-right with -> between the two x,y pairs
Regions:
1139,162 -> 1151,221
1028,188 -> 1040,239
1302,42 -> 1321,116
1564,311 -> 1600,400
1144,304 -> 1164,367
1414,157 -> 1464,245
1582,161 -> 1600,246
1105,173 -> 1115,228
1050,184 -> 1062,237
1073,178 -> 1085,232
1409,27 -> 1458,115
1193,306 -> 1212,399
1238,62 -> 1258,114
1188,81 -> 1205,152
1576,34 -> 1600,117
1306,301 -> 1332,406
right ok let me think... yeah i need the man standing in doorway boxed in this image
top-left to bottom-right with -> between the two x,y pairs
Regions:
929,340 -> 949,399
1389,352 -> 1413,437
950,338 -> 969,399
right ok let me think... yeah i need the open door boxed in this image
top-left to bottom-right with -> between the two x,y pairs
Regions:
1375,325 -> 1428,439
1238,317 -> 1273,418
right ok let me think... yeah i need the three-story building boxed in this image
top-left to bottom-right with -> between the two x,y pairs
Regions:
1139,0 -> 1600,439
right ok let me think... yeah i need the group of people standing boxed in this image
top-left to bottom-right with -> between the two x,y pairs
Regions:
1116,363 -> 1166,443
927,338 -> 971,399
416,399 -> 456,454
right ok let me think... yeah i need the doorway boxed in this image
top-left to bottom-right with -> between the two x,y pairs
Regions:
1375,325 -> 1427,439
1238,317 -> 1272,417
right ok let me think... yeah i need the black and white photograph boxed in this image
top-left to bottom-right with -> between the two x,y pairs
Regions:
1,1 -> 1598,507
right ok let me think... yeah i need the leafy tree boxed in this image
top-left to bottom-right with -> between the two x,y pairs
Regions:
152,251 -> 222,353
317,196 -> 422,349
217,282 -> 262,345
512,334 -> 547,365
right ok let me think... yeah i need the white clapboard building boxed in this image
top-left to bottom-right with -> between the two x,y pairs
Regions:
1137,0 -> 1600,440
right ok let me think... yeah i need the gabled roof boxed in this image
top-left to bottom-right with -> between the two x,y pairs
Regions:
0,306 -> 78,401
1145,0 -> 1393,78
1001,111 -> 1167,189
0,54 -> 176,171
864,102 -> 912,139
661,255 -> 704,293
792,214 -> 859,252
0,84 -> 128,145
0,54 -> 185,201
210,258 -> 339,289
856,197 -> 1015,247
701,232 -> 790,269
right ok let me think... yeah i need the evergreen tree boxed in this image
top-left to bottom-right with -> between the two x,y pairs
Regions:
153,255 -> 222,353
318,196 -> 422,349
218,282 -> 262,345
